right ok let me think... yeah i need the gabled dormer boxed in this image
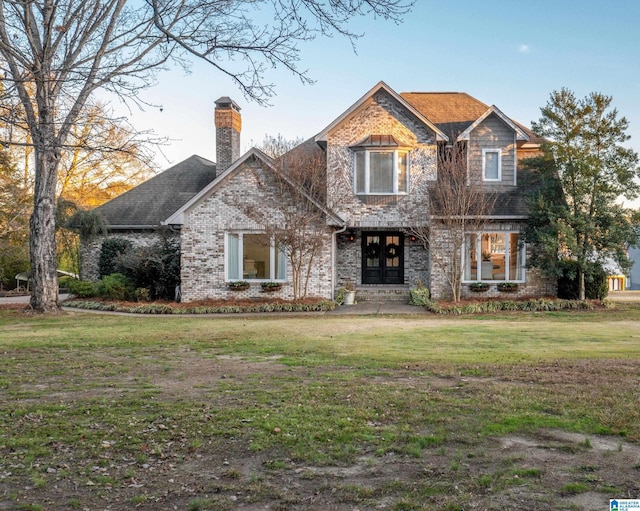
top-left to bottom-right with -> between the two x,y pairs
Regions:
315,81 -> 447,226
457,105 -> 530,187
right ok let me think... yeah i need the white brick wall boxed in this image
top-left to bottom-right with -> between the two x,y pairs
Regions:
326,90 -> 438,228
180,158 -> 335,302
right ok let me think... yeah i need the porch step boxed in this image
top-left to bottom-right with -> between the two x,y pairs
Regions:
355,285 -> 411,302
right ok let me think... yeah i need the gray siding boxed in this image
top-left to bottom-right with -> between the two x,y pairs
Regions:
468,113 -> 517,189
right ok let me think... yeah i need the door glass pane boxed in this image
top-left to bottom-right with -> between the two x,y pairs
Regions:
385,236 -> 400,268
369,152 -> 393,193
243,234 -> 270,279
365,236 -> 380,267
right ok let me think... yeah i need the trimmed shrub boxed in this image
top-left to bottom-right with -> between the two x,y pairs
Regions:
557,260 -> 608,300
97,273 -> 134,301
134,287 -> 151,302
113,237 -> 180,300
409,287 -> 431,306
424,298 -> 593,315
99,238 -> 133,278
68,279 -> 97,298
62,299 -> 337,314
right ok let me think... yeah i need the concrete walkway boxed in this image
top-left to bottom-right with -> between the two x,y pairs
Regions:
608,290 -> 640,302
327,301 -> 428,315
0,294 -> 70,305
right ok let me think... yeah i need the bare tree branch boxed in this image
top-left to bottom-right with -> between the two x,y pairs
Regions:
0,0 -> 413,311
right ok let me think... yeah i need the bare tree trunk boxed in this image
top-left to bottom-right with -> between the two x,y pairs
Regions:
30,143 -> 60,312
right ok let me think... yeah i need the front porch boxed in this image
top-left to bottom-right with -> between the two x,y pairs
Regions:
335,229 -> 429,301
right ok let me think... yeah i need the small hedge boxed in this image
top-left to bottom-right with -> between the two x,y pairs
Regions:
409,287 -> 431,306
67,279 -> 98,298
63,299 -> 337,314
557,260 -> 608,300
423,298 -> 594,315
97,273 -> 134,301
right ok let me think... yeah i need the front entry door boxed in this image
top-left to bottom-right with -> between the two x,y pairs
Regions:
362,232 -> 404,284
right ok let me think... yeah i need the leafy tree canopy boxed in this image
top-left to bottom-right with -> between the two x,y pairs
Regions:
522,88 -> 640,299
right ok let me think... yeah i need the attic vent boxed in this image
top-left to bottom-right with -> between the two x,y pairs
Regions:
350,134 -> 399,149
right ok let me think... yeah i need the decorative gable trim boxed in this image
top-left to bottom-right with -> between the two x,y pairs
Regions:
457,105 -> 530,142
163,147 -> 345,227
315,81 -> 449,143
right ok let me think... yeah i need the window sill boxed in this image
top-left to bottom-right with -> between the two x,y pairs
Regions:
355,192 -> 408,196
463,281 -> 525,284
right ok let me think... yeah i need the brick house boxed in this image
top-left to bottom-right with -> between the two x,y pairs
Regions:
83,82 -> 556,301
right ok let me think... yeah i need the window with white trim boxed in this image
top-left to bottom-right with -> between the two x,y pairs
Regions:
482,149 -> 501,181
354,149 -> 408,194
226,233 -> 286,281
463,232 -> 524,282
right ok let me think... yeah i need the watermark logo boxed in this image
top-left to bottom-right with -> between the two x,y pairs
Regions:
611,499 -> 640,511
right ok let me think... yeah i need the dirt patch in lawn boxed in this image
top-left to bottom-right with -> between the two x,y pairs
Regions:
2,353 -> 639,510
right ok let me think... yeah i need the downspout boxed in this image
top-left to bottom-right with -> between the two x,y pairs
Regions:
332,224 -> 347,300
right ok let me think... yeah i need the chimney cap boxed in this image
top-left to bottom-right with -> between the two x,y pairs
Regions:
214,96 -> 241,111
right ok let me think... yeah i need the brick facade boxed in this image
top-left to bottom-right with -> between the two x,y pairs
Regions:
327,90 -> 437,228
180,157 -> 335,302
85,83 -> 557,303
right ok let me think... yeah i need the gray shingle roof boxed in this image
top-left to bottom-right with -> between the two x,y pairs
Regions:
96,155 -> 216,228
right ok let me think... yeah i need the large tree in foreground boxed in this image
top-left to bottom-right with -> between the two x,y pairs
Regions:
522,88 -> 640,300
0,0 -> 413,312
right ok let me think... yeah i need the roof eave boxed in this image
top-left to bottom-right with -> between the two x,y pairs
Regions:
107,224 -> 161,230
163,148 -> 275,225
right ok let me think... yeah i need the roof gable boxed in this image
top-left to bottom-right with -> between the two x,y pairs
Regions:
315,81 -> 449,143
164,147 -> 344,226
457,105 -> 530,142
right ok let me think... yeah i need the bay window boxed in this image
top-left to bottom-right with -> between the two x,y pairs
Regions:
226,233 -> 286,281
351,134 -> 409,195
464,232 -> 524,282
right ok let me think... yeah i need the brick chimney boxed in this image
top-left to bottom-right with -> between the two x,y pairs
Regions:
214,96 -> 241,174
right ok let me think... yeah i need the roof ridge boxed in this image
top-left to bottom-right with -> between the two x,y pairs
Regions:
401,91 -> 465,95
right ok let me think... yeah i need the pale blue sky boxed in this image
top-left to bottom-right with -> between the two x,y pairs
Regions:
121,0 -> 640,173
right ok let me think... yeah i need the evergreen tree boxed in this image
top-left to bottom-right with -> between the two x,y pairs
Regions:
523,88 -> 640,299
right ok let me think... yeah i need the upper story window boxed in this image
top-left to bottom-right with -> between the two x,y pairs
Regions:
482,149 -> 501,181
351,135 -> 408,195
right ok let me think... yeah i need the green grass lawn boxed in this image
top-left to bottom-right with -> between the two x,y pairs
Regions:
1,305 -> 639,510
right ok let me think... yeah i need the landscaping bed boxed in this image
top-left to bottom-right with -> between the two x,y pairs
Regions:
421,296 -> 603,315
63,296 -> 336,314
